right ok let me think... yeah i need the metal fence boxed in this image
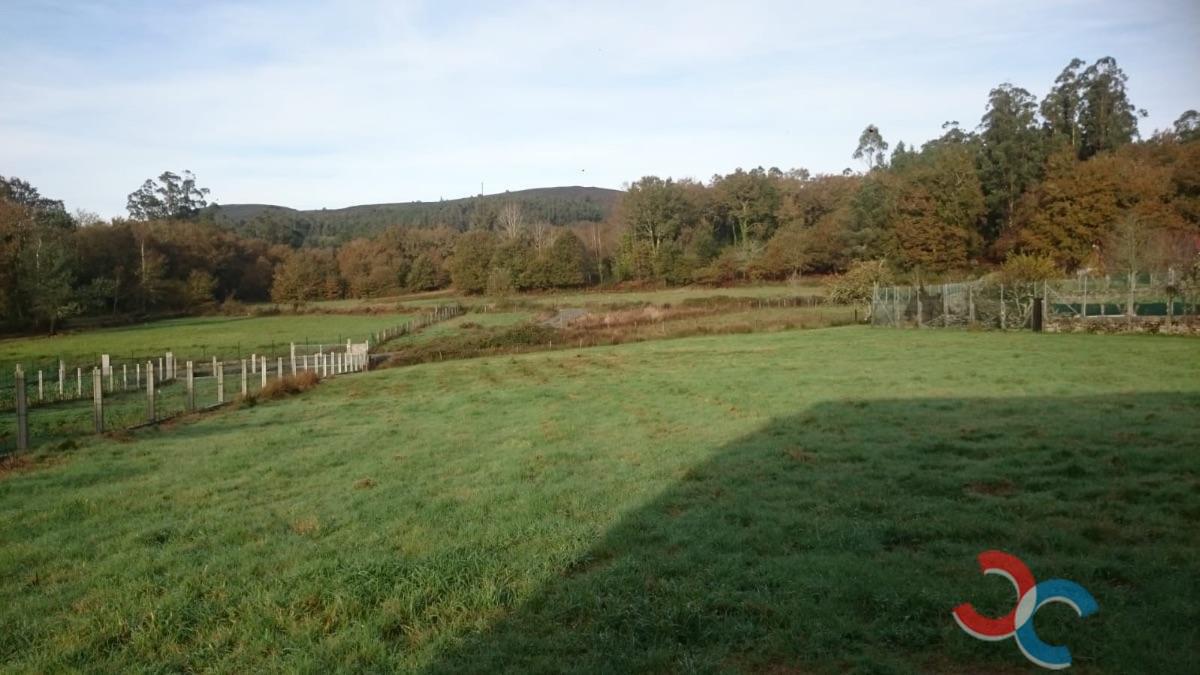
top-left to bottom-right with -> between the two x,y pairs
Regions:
871,270 -> 1200,329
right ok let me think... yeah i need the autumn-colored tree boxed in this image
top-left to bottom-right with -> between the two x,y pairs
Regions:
337,237 -> 402,298
1011,147 -> 1115,269
1013,146 -> 1181,269
829,259 -> 893,319
271,249 -> 340,309
889,143 -> 985,272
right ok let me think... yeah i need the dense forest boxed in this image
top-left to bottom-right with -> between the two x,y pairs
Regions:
209,186 -> 619,247
2,56 -> 1198,333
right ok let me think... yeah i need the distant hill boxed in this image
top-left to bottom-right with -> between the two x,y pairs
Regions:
208,186 -> 622,246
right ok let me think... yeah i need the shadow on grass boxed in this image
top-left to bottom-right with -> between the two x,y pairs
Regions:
424,393 -> 1200,674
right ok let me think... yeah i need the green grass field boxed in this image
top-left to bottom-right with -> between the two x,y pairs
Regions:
1,327 -> 1197,672
386,311 -> 536,346
0,314 -> 416,367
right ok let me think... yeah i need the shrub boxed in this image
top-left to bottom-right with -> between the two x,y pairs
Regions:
258,371 -> 320,400
828,259 -> 893,310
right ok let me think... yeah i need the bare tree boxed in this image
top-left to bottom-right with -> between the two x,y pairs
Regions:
531,220 -> 550,252
497,202 -> 524,239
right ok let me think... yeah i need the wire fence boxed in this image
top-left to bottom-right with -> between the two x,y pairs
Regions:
0,305 -> 462,456
870,270 -> 1200,330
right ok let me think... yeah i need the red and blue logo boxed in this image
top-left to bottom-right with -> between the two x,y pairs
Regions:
952,550 -> 1099,670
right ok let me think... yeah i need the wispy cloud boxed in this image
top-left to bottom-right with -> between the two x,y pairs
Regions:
2,0 -> 1197,216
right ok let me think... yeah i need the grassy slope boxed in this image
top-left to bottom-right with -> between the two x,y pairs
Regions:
0,314 -> 414,367
1,328 -> 1197,673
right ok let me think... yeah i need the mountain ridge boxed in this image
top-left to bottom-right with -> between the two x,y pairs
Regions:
213,185 -> 620,221
208,185 -> 622,245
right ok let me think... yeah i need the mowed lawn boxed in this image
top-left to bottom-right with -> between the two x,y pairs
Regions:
1,327 -> 1197,673
0,313 -> 415,366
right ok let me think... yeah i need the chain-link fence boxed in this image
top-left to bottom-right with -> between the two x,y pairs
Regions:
870,271 -> 1200,330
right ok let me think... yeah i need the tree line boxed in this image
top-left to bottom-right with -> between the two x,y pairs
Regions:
2,56 -> 1198,333
611,57 -> 1198,286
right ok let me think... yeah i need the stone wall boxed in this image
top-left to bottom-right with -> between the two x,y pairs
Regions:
1044,314 -> 1200,335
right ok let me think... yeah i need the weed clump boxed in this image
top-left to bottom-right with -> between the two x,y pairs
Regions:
259,371 -> 320,400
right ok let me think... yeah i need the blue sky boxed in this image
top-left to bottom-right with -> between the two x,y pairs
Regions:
2,0 -> 1198,217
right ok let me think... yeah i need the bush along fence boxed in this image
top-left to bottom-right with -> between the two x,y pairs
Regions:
870,269 -> 1200,333
1,304 -> 462,455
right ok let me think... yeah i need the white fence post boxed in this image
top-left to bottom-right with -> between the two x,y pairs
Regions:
93,367 -> 104,434
186,361 -> 195,412
146,362 -> 156,423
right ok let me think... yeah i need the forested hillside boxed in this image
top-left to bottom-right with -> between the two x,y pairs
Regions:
2,56 -> 1199,333
209,186 -> 620,247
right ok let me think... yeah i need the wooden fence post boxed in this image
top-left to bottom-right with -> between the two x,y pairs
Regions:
251,354 -> 257,375
146,362 -> 156,423
217,360 -> 225,404
93,368 -> 104,434
136,363 -> 141,390
38,370 -> 44,402
916,286 -> 923,328
240,359 -> 248,396
1000,284 -> 1007,330
14,366 -> 28,452
212,356 -> 218,378
277,357 -> 284,381
1082,273 -> 1088,319
260,356 -> 267,389
76,368 -> 82,398
290,343 -> 297,376
123,364 -> 128,392
58,361 -> 64,399
1166,265 -> 1176,326
968,285 -> 975,325
942,283 -> 949,326
1042,281 -> 1049,325
1127,271 -> 1135,320
186,361 -> 195,412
